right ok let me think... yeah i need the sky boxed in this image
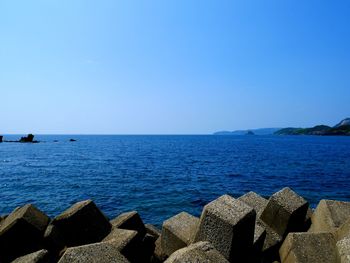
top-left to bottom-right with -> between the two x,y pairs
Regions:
1,0 -> 349,134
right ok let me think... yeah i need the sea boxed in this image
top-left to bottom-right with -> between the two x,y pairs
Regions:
1,135 -> 349,227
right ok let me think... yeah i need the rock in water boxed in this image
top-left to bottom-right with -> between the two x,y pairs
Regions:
20,134 -> 34,143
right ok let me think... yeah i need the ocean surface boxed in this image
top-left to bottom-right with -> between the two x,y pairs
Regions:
1,135 -> 350,226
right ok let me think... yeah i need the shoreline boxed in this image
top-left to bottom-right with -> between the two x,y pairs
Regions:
0,187 -> 349,262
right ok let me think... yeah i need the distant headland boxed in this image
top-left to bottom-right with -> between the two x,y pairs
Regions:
214,128 -> 281,136
275,118 -> 350,136
214,118 -> 350,136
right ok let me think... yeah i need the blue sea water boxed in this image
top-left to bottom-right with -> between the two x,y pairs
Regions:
0,135 -> 350,226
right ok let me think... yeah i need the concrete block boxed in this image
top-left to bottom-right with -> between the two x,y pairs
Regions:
12,249 -> 49,263
193,194 -> 256,262
238,192 -> 268,260
146,224 -> 161,240
337,238 -> 350,263
140,233 -> 157,262
260,187 -> 309,237
103,227 -> 138,249
279,232 -> 339,263
161,212 -> 199,256
253,220 -> 266,252
0,204 -> 50,262
309,199 -> 350,233
52,200 -> 111,246
336,217 -> 350,241
164,241 -> 229,263
238,191 -> 268,217
58,242 -> 130,263
303,207 -> 313,231
111,211 -> 146,238
103,227 -> 140,262
152,237 -> 167,263
261,221 -> 283,262
43,223 -> 66,258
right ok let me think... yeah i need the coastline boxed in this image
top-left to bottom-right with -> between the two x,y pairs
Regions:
1,187 -> 349,262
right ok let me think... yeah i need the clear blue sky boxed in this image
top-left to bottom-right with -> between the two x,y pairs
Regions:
1,0 -> 349,134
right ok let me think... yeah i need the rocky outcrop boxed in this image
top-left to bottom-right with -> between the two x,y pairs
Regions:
2,134 -> 39,143
20,134 -> 35,143
1,188 -> 349,263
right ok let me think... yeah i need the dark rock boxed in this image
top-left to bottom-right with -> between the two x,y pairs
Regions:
12,249 -> 49,263
0,135 -> 3,143
69,139 -> 76,142
111,211 -> 146,238
20,134 -> 35,143
58,242 -> 130,263
193,194 -> 256,262
0,204 -> 50,262
51,200 -> 112,247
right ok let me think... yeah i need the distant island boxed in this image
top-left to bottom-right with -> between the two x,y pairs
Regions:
275,118 -> 350,136
214,128 -> 281,135
214,118 -> 350,136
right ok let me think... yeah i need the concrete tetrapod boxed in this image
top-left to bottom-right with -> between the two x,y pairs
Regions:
161,211 -> 199,256
58,242 -> 130,263
193,194 -> 256,262
52,200 -> 112,247
279,232 -> 339,263
0,204 -> 50,262
164,241 -> 229,263
309,199 -> 350,233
